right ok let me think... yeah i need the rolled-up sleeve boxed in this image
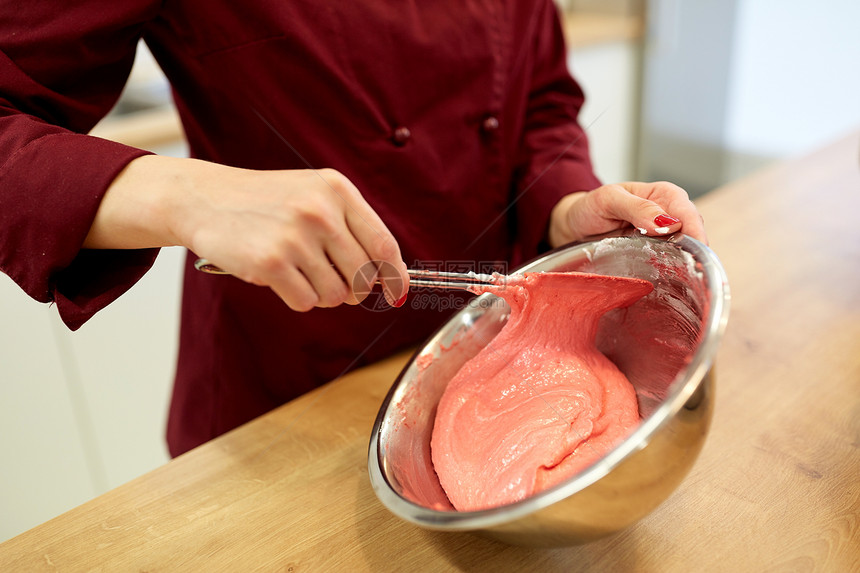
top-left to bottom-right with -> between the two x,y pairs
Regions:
512,0 -> 601,259
0,2 -> 160,330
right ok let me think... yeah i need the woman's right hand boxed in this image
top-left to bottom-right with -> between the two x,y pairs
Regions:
84,155 -> 409,311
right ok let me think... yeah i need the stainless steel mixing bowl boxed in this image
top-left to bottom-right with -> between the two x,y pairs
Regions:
368,232 -> 730,547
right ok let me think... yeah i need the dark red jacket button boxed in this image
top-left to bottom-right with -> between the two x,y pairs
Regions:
482,116 -> 499,132
392,126 -> 411,145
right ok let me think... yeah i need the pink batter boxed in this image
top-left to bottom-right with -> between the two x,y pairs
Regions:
430,271 -> 653,511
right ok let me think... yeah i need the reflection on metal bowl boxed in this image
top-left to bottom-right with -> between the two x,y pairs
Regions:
368,232 -> 730,547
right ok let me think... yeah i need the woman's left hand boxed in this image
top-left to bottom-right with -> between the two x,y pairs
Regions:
548,181 -> 708,247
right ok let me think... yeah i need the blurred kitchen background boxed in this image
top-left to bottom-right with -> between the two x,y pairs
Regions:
2,0 -> 859,542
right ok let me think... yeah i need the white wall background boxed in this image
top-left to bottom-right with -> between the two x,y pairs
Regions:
724,0 -> 860,170
571,41 -> 642,184
0,249 -> 184,542
640,0 -> 860,193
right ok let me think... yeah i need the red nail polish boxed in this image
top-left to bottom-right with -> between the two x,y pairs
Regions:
394,293 -> 408,308
654,214 -> 681,227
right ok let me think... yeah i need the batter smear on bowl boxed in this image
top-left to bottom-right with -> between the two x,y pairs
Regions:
430,272 -> 654,511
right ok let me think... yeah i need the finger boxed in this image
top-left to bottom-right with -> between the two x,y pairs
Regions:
212,240 -> 323,311
222,227 -> 345,310
337,187 -> 409,307
324,230 -> 375,305
268,265 -> 322,312
686,213 -> 708,245
297,246 -> 351,308
587,184 -> 676,235
619,182 -> 707,243
667,201 -> 708,244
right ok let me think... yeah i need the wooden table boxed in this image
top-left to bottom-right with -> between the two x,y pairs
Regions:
2,133 -> 859,571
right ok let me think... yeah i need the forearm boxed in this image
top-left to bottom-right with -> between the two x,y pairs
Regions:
83,154 -> 199,250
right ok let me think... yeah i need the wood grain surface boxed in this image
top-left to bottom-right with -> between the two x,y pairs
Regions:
2,133 -> 858,571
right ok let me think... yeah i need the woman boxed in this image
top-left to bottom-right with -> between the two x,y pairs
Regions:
0,0 -> 705,455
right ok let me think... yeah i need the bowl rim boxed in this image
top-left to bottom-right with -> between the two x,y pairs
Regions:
367,232 -> 731,530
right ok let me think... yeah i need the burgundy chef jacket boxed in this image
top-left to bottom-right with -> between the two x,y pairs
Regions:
0,1 -> 600,456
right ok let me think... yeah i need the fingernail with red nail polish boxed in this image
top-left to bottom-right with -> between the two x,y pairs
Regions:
394,293 -> 408,308
654,214 -> 681,227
